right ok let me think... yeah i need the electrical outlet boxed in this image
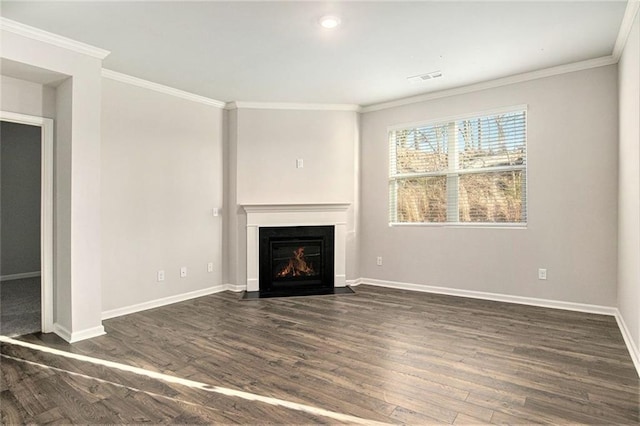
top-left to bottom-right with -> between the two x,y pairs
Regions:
376,256 -> 383,266
296,158 -> 304,168
538,268 -> 547,280
207,262 -> 214,273
180,267 -> 187,278
157,270 -> 165,282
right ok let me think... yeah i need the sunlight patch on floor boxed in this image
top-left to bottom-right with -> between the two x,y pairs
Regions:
0,335 -> 390,425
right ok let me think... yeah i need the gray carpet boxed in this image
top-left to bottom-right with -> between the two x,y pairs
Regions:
0,277 -> 41,337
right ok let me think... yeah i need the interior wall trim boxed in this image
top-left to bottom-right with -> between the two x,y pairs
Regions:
69,325 -> 106,343
101,284 -> 229,320
224,283 -> 246,292
613,0 -> 640,60
0,17 -> 110,59
101,69 -> 226,108
614,309 -> 640,376
359,278 -> 617,315
226,101 -> 362,112
52,323 -> 72,342
52,323 -> 105,343
361,56 -> 617,113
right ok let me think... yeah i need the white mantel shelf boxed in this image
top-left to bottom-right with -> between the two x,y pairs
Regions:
243,203 -> 351,213
242,202 -> 351,292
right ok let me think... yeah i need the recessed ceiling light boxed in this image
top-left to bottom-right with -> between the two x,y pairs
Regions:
319,15 -> 341,29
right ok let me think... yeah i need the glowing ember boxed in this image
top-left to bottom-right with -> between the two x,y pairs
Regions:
276,247 -> 316,278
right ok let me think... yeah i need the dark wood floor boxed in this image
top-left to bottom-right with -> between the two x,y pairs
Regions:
1,285 -> 638,424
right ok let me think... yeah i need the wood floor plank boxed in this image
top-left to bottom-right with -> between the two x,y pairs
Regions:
389,405 -> 448,425
2,284 -> 638,424
5,375 -> 57,417
465,387 -> 527,410
245,371 -> 396,422
30,406 -> 74,425
454,412 -> 493,425
0,389 -> 27,424
490,409 -> 539,425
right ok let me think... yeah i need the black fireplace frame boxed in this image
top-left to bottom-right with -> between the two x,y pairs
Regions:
258,225 -> 334,297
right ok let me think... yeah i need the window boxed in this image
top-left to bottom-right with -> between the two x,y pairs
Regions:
389,107 -> 527,225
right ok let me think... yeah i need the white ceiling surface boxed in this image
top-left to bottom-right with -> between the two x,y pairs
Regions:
0,1 -> 628,107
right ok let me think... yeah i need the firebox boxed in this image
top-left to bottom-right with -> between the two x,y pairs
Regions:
258,225 -> 334,297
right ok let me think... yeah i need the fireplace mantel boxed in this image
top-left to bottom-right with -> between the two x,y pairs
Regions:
242,203 -> 350,292
243,202 -> 351,215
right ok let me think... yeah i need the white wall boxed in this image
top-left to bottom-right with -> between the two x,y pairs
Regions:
618,9 -> 640,364
226,107 -> 360,286
0,75 -> 56,118
1,29 -> 105,341
0,121 -> 41,276
235,109 -> 357,205
360,65 -> 619,307
101,78 -> 224,313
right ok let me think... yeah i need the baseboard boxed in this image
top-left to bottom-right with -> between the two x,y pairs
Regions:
346,278 -> 363,286
0,271 -> 41,281
614,309 -> 640,377
69,325 -> 106,343
52,323 -> 106,343
360,277 -> 640,376
224,283 -> 246,292
52,323 -> 71,341
101,285 -> 229,320
360,278 -> 618,316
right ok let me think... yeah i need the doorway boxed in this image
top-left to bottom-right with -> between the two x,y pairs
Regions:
0,111 -> 53,336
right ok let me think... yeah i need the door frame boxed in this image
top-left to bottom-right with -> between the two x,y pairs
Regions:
1,111 -> 54,333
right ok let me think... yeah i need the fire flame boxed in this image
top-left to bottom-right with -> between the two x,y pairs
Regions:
276,247 -> 316,278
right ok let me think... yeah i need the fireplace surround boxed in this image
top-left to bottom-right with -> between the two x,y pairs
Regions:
259,225 -> 334,296
243,203 -> 350,295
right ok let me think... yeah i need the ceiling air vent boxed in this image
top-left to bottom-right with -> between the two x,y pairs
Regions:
407,71 -> 443,83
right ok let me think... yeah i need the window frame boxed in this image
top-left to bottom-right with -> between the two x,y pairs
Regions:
388,105 -> 528,228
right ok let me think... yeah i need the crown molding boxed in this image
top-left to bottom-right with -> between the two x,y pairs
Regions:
0,17 -> 110,59
102,69 -> 226,108
226,101 -> 361,112
613,0 -> 640,61
361,56 -> 617,113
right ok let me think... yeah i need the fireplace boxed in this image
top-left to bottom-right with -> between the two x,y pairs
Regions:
243,203 -> 350,294
259,226 -> 334,296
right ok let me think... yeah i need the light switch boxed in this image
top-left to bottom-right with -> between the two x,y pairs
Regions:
296,158 -> 304,168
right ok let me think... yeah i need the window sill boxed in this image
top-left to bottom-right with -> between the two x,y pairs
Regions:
389,222 -> 527,229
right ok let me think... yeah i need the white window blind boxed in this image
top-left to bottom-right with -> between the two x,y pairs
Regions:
389,108 -> 527,225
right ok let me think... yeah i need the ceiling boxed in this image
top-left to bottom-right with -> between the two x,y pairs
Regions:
0,1 -> 629,107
